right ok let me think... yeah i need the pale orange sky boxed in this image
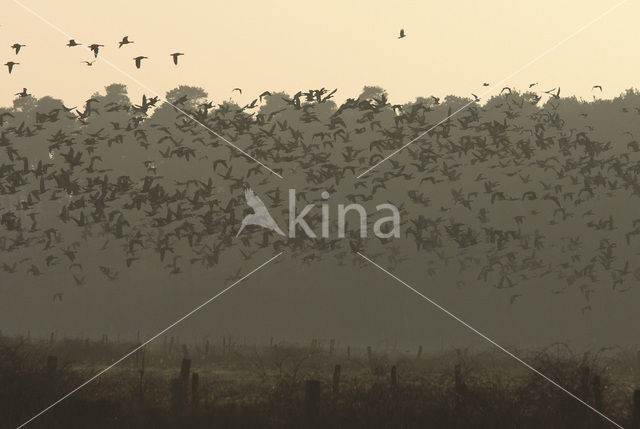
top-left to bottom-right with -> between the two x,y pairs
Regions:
0,0 -> 637,108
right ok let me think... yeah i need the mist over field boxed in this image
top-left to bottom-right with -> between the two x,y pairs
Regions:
1,84 -> 639,351
4,1 -> 640,427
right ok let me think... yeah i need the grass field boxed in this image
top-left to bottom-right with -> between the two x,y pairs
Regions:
1,334 -> 639,428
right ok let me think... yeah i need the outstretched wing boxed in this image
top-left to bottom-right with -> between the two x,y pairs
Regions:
244,187 -> 268,214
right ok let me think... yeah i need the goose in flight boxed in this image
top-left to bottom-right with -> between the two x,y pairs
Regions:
545,87 -> 560,99
89,44 -> 104,57
236,187 -> 285,237
398,29 -> 406,39
11,43 -> 26,54
118,36 -> 133,48
82,60 -> 95,66
5,62 -> 18,74
232,87 -> 242,94
15,88 -> 29,97
67,39 -> 81,47
592,85 -> 602,92
133,56 -> 148,69
170,52 -> 184,65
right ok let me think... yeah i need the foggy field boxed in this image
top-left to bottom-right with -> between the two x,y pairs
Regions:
1,334 -> 639,428
3,0 -> 640,427
3,81 -> 640,428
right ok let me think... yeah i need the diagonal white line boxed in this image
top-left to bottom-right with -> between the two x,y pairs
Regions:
356,251 -> 624,429
11,0 -> 283,179
357,0 -> 630,178
16,251 -> 284,429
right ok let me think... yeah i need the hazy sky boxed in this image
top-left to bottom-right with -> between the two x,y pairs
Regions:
0,0 -> 637,108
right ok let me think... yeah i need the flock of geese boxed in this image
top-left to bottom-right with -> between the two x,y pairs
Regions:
0,29 -> 638,316
4,35 -> 184,72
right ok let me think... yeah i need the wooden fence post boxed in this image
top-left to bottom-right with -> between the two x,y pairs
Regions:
191,372 -> 199,408
46,355 -> 57,398
390,365 -> 398,388
454,363 -> 466,406
170,378 -> 184,415
580,366 -> 591,398
366,346 -> 372,363
138,347 -> 146,403
304,379 -> 321,428
180,358 -> 191,381
454,364 -> 463,392
171,358 -> 191,415
632,389 -> 640,429
417,345 -> 423,359
592,375 -> 602,411
135,343 -> 141,367
332,364 -> 341,396
453,363 -> 466,421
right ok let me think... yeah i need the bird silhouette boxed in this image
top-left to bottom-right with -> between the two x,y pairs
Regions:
170,52 -> 184,65
133,56 -> 148,69
236,187 -> 285,237
66,39 -> 81,47
89,44 -> 104,57
398,29 -> 406,39
118,36 -> 134,48
11,43 -> 26,54
0,77 -> 635,317
4,61 -> 19,74
15,88 -> 29,97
